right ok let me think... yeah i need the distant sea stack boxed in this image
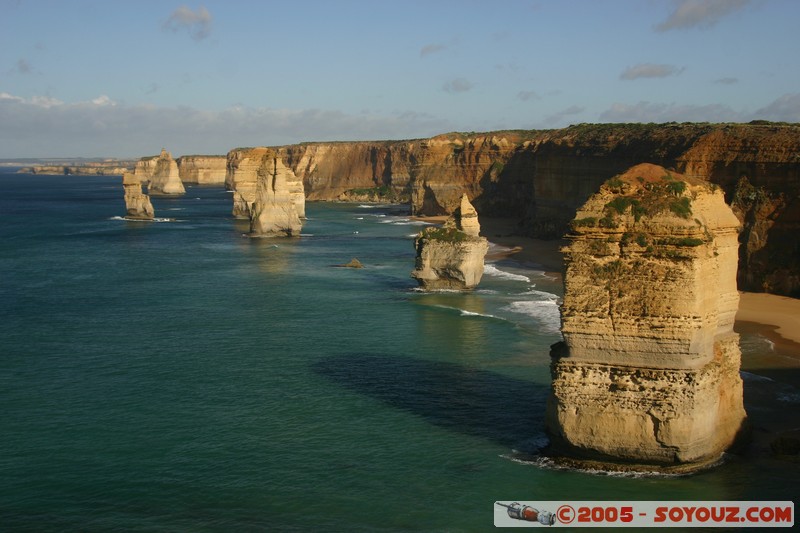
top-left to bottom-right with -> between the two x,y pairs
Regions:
546,163 -> 746,472
411,194 -> 489,290
122,172 -> 154,220
135,149 -> 185,195
249,150 -> 304,237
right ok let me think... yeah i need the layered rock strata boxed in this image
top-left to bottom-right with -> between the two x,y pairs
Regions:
249,150 -> 304,237
411,194 -> 489,290
177,155 -> 227,185
122,172 -> 154,220
226,148 -> 305,221
135,149 -> 185,195
546,163 -> 746,471
255,123 -> 800,296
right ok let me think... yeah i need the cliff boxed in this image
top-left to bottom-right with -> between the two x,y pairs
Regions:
411,194 -> 489,290
249,151 -> 304,237
546,164 -> 746,472
177,155 -> 227,185
17,160 -> 135,175
258,123 -> 799,296
122,172 -> 154,220
135,149 -> 185,195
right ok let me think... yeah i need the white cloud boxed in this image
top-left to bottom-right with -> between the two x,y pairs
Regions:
163,5 -> 212,41
655,0 -> 750,32
620,63 -> 685,80
442,78 -> 473,93
0,92 -> 452,157
753,93 -> 800,123
91,95 -> 116,106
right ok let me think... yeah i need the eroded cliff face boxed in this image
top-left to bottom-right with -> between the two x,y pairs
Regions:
177,155 -> 227,185
226,147 -> 305,230
411,194 -> 489,290
265,123 -> 798,296
135,149 -> 185,195
122,172 -> 154,220
546,163 -> 746,472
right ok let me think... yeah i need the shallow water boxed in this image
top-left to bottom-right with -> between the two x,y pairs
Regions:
0,173 -> 797,531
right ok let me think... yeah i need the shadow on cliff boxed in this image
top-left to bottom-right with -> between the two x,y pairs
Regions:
311,353 -> 547,449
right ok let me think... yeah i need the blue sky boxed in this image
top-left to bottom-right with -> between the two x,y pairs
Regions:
1,0 -> 798,157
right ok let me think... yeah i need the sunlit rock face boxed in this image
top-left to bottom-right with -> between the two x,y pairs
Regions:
248,151 -> 304,238
122,172 -> 154,220
411,194 -> 489,290
135,149 -> 185,195
177,155 -> 227,185
546,163 -> 746,472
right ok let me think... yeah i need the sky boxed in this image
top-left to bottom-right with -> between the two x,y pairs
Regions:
1,0 -> 799,157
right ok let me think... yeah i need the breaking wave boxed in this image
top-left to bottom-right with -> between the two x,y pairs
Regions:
483,264 -> 531,283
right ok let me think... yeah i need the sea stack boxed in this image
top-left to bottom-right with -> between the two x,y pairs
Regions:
122,172 -> 154,220
546,163 -> 746,472
248,150 -> 304,237
411,194 -> 489,290
226,147 -> 305,222
144,149 -> 185,195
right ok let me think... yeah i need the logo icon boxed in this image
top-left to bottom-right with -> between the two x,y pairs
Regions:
496,502 -> 556,526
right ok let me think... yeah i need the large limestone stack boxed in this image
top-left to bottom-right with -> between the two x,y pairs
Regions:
122,172 -> 154,220
135,149 -> 185,195
547,163 -> 746,472
248,150 -> 304,237
411,194 -> 489,290
226,147 -> 306,221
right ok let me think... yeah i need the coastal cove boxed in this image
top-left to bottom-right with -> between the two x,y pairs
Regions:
1,172 -> 799,530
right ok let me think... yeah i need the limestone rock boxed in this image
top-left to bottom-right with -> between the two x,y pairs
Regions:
546,163 -> 746,472
411,196 -> 488,290
177,155 -> 227,184
226,147 -> 305,221
122,172 -> 154,220
135,149 -> 185,195
248,150 -> 304,237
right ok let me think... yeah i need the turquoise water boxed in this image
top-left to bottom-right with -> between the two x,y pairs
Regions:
1,173 -> 797,531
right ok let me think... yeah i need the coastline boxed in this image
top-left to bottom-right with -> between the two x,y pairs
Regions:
477,217 -> 800,361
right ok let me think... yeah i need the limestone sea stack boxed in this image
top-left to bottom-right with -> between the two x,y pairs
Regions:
411,194 -> 489,290
248,150 -> 304,237
135,149 -> 185,195
226,147 -> 305,221
122,172 -> 154,220
546,163 -> 746,472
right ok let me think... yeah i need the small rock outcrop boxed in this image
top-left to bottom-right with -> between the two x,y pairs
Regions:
248,150 -> 304,237
122,172 -> 154,220
135,149 -> 185,195
411,194 -> 489,290
546,163 -> 746,472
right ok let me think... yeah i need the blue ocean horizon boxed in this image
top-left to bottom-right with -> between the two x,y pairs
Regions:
1,171 -> 797,531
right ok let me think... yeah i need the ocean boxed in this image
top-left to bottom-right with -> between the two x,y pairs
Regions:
0,172 -> 797,531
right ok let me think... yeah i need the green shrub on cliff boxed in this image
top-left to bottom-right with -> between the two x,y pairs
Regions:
420,226 -> 470,242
